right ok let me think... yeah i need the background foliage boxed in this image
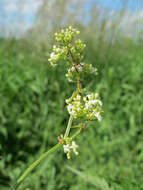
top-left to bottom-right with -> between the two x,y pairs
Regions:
0,1 -> 143,189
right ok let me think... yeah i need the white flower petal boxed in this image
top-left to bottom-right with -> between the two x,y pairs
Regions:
63,144 -> 70,153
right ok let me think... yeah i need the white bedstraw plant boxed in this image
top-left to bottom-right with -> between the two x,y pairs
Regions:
12,26 -> 103,190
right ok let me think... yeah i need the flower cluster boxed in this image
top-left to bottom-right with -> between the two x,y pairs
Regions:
66,63 -> 97,82
66,92 -> 102,121
48,26 -> 81,67
55,26 -> 80,43
63,139 -> 78,159
48,45 -> 68,67
48,26 -> 103,159
58,135 -> 79,159
48,26 -> 97,83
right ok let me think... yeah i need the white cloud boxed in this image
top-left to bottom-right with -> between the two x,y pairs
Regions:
119,10 -> 143,37
4,1 -> 18,12
4,0 -> 42,14
0,0 -> 43,36
21,0 -> 42,14
103,9 -> 143,38
1,0 -> 143,38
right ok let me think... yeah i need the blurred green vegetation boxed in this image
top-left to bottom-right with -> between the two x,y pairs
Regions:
0,1 -> 143,189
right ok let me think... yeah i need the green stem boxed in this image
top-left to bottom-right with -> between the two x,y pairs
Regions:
64,115 -> 74,138
71,128 -> 81,139
11,143 -> 61,190
12,117 -> 80,190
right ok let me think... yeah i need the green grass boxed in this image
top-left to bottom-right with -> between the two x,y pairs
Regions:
0,37 -> 143,190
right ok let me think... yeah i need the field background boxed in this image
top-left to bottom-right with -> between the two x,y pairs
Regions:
0,1 -> 143,189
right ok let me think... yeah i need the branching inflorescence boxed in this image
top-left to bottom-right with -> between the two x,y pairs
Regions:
49,26 -> 103,159
12,26 -> 103,190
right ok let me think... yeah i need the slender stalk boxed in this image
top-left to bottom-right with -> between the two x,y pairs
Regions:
11,143 -> 61,190
11,123 -> 81,190
64,115 -> 74,138
71,128 -> 81,139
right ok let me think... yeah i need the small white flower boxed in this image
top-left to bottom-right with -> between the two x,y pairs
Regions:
71,66 -> 75,72
50,52 -> 58,61
90,100 -> 97,105
85,100 -> 95,110
63,144 -> 70,153
70,141 -> 78,155
67,104 -> 75,116
67,104 -> 73,112
94,112 -> 102,122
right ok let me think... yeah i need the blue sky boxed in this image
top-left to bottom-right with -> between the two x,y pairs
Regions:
0,0 -> 142,35
0,0 -> 41,29
92,0 -> 143,11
